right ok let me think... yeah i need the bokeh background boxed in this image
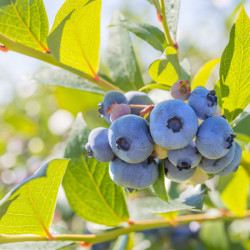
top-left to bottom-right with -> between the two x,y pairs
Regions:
0,0 -> 249,249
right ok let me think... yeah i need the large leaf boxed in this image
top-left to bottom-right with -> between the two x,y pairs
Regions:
105,10 -> 144,91
47,0 -> 101,77
192,58 -> 220,89
0,159 -> 69,236
221,166 -> 249,217
0,0 -> 49,52
119,19 -> 166,52
148,46 -> 182,85
34,66 -> 105,95
130,185 -> 204,217
219,7 -> 250,122
164,0 -> 181,40
63,113 -> 130,226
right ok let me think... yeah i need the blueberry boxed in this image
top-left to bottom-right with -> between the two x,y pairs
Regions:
108,115 -> 154,163
198,142 -> 235,174
168,141 -> 202,169
170,81 -> 191,101
109,157 -> 159,189
217,142 -> 242,176
98,90 -> 128,123
164,159 -> 196,183
85,127 -> 115,162
196,116 -> 235,159
125,91 -> 154,115
150,99 -> 198,149
188,87 -> 218,120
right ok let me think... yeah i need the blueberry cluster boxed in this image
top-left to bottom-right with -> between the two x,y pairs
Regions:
85,82 -> 242,189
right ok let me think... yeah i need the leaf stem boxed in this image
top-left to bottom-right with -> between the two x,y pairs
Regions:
0,34 -> 123,93
1,210 -> 249,245
159,0 -> 174,46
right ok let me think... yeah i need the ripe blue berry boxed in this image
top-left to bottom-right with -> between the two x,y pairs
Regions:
217,142 -> 242,176
98,90 -> 128,123
168,141 -> 202,169
150,99 -> 198,149
188,87 -> 218,120
196,116 -> 235,159
198,142 -> 235,174
125,91 -> 154,115
164,159 -> 196,183
109,158 -> 159,189
108,115 -> 154,163
85,127 -> 115,162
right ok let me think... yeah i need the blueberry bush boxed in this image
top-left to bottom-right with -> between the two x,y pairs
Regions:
0,0 -> 249,249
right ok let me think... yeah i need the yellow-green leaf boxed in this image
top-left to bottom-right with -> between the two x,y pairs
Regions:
192,58 -> 220,89
47,0 -> 101,77
221,166 -> 249,217
148,46 -> 182,85
0,159 -> 69,236
219,7 -> 250,122
0,0 -> 49,52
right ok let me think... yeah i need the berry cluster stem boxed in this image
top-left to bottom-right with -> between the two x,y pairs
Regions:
160,0 -> 174,46
0,210 -> 249,245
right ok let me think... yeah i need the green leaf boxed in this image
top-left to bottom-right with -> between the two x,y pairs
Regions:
0,0 -> 49,52
219,7 -> 250,122
47,0 -> 101,77
234,114 -> 250,137
63,113 -> 130,226
192,58 -> 220,89
0,159 -> 69,236
112,234 -> 135,250
119,19 -> 166,52
200,221 -> 229,250
105,10 -> 144,91
148,46 -> 182,85
132,185 -> 204,214
180,58 -> 191,82
164,0 -> 181,40
221,166 -> 249,217
214,80 -> 222,108
34,66 -> 105,95
151,161 -> 168,202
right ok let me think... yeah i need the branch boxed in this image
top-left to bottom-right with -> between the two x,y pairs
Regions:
159,0 -> 174,46
1,210 -> 250,245
0,33 -> 123,93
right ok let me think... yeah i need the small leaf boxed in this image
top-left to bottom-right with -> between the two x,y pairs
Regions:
0,159 -> 69,236
112,233 -> 135,250
119,19 -> 166,52
0,0 -> 49,52
34,66 -> 105,95
148,46 -> 182,85
105,10 -> 144,91
47,0 -> 101,76
151,161 -> 168,202
192,58 -> 220,89
221,166 -> 249,217
200,221 -> 229,250
63,113 -> 130,226
180,58 -> 191,82
132,185 -> 204,214
219,7 -> 250,122
164,0 -> 181,40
